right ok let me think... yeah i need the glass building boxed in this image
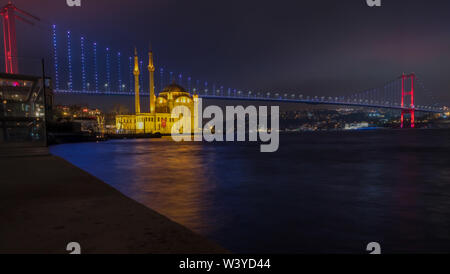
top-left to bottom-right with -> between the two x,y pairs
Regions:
0,73 -> 53,147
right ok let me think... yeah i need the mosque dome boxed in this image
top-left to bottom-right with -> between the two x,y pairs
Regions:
155,81 -> 193,113
157,81 -> 192,101
161,82 -> 188,94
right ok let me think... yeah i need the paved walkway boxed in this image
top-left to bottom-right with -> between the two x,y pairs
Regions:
0,153 -> 226,254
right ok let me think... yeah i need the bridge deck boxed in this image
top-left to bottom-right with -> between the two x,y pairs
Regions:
54,90 -> 444,113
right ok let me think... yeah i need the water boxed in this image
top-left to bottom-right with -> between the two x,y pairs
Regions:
50,129 -> 450,253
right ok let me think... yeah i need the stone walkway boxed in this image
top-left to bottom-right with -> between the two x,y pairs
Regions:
0,154 -> 226,254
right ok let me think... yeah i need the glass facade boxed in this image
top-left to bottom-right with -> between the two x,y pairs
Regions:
0,73 -> 52,146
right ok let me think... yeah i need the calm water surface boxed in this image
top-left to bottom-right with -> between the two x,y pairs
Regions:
50,129 -> 450,253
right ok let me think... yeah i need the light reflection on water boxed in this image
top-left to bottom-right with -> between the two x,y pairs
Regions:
51,130 -> 450,253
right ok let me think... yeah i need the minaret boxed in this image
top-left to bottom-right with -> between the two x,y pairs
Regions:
148,49 -> 156,113
133,48 -> 140,114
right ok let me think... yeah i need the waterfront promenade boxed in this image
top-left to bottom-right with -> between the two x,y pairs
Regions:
0,149 -> 226,254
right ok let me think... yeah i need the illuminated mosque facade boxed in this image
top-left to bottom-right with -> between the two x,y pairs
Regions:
116,49 -> 197,134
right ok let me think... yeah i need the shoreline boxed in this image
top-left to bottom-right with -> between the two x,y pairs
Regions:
0,152 -> 227,254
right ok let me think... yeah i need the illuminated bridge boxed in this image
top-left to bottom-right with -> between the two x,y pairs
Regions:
49,28 -> 447,129
53,72 -> 446,128
0,3 -> 447,129
54,74 -> 445,114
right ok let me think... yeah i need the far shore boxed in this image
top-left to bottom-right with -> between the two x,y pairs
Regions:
0,149 -> 227,254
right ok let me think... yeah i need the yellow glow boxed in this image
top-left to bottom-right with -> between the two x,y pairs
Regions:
136,122 -> 144,130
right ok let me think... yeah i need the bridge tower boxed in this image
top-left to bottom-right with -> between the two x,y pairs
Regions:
133,48 -> 141,114
0,1 -> 40,74
401,73 -> 415,128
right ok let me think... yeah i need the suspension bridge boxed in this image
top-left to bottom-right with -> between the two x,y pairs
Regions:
1,2 -> 448,129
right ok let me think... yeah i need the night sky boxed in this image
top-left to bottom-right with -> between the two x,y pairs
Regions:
5,0 -> 450,105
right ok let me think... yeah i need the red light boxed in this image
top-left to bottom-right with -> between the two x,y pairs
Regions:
400,74 -> 415,128
83,108 -> 88,112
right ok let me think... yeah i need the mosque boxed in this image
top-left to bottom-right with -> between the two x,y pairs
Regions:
115,49 -> 197,134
